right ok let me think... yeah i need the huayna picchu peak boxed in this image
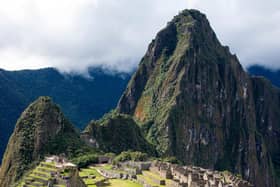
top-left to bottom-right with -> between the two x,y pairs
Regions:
117,9 -> 280,186
0,9 -> 279,187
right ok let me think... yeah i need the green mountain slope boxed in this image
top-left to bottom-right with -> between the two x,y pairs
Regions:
0,67 -> 130,161
117,9 -> 280,187
0,96 -> 88,186
83,112 -> 155,155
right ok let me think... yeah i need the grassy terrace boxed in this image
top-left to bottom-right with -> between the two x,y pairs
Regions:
79,166 -> 142,187
137,172 -> 165,187
17,161 -> 67,187
37,166 -> 57,172
94,164 -> 130,174
137,171 -> 174,187
18,162 -> 178,187
81,164 -> 182,187
79,164 -> 180,187
18,162 -> 180,187
103,179 -> 142,187
80,167 -> 105,187
40,161 -> 56,167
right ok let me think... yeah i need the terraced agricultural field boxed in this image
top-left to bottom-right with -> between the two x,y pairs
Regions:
17,162 -> 68,187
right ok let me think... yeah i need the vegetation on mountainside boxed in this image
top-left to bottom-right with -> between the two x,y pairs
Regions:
116,9 -> 280,187
161,156 -> 182,165
0,67 -> 130,161
84,111 -> 156,156
72,154 -> 99,168
0,97 -> 93,186
113,151 -> 149,163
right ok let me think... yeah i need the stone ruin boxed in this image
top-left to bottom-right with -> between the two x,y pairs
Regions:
92,160 -> 253,187
149,161 -> 253,187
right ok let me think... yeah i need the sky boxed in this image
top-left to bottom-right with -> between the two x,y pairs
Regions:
0,0 -> 279,74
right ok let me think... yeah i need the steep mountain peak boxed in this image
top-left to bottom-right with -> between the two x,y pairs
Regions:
117,9 -> 280,187
145,9 -> 231,66
0,96 -> 84,186
117,9 -> 237,118
16,96 -> 74,142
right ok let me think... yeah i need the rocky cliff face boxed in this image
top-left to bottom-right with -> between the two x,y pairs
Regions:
117,10 -> 280,187
0,96 -> 86,186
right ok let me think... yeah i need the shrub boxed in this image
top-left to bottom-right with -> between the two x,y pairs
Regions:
113,151 -> 148,163
72,154 -> 98,168
104,152 -> 116,158
162,156 -> 182,164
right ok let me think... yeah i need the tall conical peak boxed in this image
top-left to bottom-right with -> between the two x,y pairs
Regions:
117,9 -> 234,116
0,96 -> 81,186
150,9 -> 229,61
16,96 -> 73,135
117,9 -> 279,186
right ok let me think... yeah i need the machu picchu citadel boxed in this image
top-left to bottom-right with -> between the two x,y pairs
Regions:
17,154 -> 253,187
90,160 -> 253,187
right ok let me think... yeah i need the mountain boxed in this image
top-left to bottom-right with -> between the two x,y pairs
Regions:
116,10 -> 280,187
1,9 -> 279,187
247,65 -> 280,88
83,112 -> 155,155
0,97 -> 89,187
0,67 -> 130,161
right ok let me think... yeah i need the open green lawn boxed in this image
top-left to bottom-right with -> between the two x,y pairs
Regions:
80,166 -> 143,187
105,179 -> 142,187
88,179 -> 142,187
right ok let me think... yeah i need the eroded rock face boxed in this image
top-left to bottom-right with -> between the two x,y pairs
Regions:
117,10 -> 280,186
0,96 -> 83,186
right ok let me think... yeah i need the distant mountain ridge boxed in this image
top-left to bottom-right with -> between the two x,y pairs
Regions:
0,67 -> 130,161
247,65 -> 280,88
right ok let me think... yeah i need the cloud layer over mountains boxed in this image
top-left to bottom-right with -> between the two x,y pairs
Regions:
0,0 -> 279,73
188,0 -> 280,69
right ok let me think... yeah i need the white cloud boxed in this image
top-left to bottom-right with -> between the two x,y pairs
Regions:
0,0 -> 187,73
187,0 -> 280,69
0,0 -> 279,73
